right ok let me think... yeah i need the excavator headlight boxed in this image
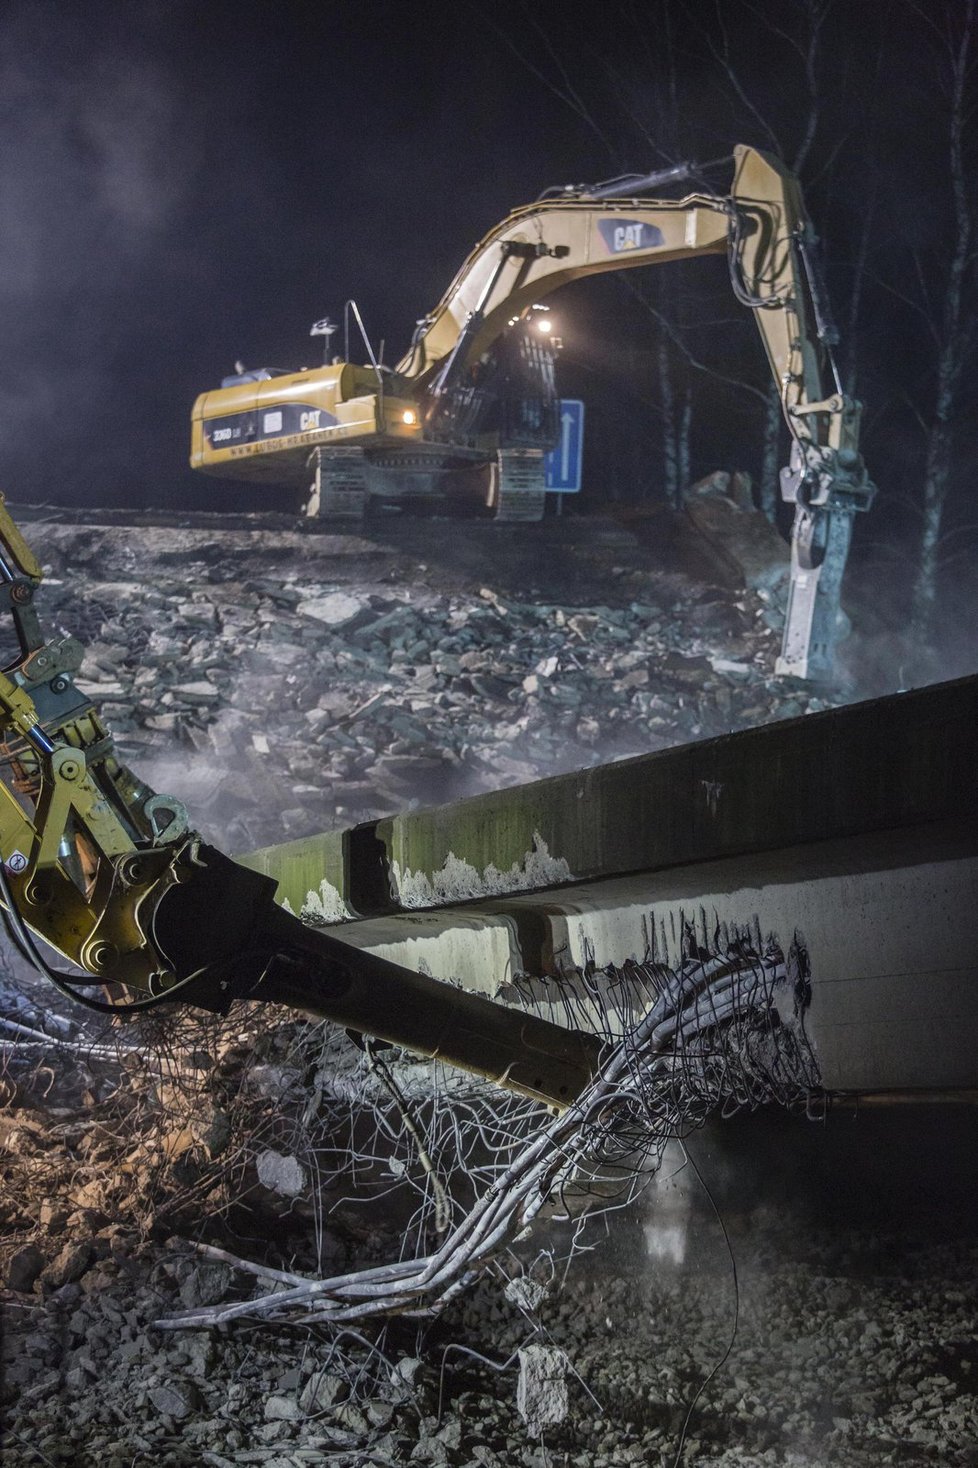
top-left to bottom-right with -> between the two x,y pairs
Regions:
528,303 -> 554,335
401,409 -> 417,425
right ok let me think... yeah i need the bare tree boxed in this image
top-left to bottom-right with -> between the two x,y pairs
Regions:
474,0 -> 747,505
699,0 -> 833,520
906,0 -> 977,643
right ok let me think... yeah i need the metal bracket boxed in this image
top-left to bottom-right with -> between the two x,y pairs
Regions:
145,793 -> 191,846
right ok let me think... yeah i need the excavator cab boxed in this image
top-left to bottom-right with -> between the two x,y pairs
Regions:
424,312 -> 559,451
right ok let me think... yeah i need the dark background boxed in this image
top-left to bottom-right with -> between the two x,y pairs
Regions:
1,0 -> 975,650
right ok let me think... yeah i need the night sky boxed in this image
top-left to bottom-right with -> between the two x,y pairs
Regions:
0,0 -> 615,508
1,0 -> 975,624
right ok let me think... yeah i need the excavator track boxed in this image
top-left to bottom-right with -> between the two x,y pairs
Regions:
306,446 -> 370,522
488,449 -> 547,522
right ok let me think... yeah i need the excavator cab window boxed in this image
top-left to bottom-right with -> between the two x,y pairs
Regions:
428,327 -> 558,449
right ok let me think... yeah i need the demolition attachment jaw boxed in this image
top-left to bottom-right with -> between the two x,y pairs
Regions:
0,491 -> 203,1008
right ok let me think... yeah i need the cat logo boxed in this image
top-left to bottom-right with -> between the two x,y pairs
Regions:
597,219 -> 664,254
616,224 -> 643,251
300,410 -> 322,431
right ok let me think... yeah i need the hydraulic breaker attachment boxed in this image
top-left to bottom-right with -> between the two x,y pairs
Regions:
148,844 -> 603,1108
777,432 -> 877,680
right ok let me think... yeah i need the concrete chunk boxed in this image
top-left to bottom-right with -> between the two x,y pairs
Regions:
297,592 -> 364,626
516,1344 -> 568,1435
256,1149 -> 306,1197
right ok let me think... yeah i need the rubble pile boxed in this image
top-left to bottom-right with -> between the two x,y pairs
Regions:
37,514 -> 829,852
4,509 -> 973,1466
3,1076 -> 978,1468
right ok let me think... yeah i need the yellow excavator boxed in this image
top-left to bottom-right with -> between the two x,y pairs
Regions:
191,145 -> 875,680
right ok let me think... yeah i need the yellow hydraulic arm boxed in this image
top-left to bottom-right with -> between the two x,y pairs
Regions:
399,144 -> 875,677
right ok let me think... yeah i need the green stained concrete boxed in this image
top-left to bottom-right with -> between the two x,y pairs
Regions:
237,827 -> 350,918
238,675 -> 978,919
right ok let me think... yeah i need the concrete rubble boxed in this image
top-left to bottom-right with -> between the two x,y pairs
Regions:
255,1149 -> 307,1198
682,469 -> 792,596
516,1344 -> 569,1435
2,1126 -> 977,1468
36,514 -> 831,854
2,509 -> 973,1466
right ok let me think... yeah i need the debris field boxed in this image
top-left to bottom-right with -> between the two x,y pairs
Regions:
33,502 -> 827,853
2,502 -> 976,1466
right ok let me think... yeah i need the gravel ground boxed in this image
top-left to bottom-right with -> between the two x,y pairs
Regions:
3,1065 -> 977,1467
3,505 -> 976,1466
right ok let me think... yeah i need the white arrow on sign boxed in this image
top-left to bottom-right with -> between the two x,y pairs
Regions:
560,410 -> 574,481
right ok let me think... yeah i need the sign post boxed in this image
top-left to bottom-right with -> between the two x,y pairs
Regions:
544,400 -> 585,499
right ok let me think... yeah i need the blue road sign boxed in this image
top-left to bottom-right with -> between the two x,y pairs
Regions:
544,399 -> 585,492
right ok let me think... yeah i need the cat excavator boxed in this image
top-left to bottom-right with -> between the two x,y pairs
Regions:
191,144 -> 875,680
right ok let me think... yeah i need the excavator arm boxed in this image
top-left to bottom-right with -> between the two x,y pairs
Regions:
399,144 -> 876,678
726,147 -> 876,677
0,494 -> 600,1108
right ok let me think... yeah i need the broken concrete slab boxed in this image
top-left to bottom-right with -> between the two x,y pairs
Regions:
517,1344 -> 569,1435
683,470 -> 790,593
256,1149 -> 307,1198
7,1243 -> 46,1293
